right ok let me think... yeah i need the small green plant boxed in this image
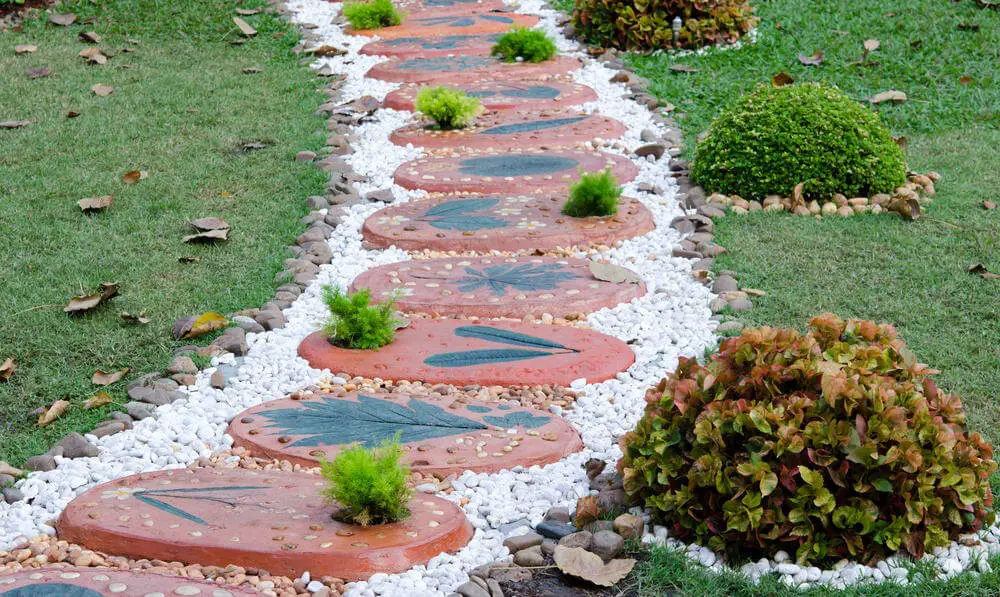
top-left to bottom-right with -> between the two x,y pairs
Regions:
342,0 -> 402,30
321,434 -> 412,526
562,169 -> 621,217
321,286 -> 400,350
415,86 -> 483,130
691,83 -> 907,202
491,27 -> 557,63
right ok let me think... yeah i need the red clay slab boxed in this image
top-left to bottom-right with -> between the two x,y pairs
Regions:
350,256 -> 645,318
350,13 -> 537,40
0,568 -> 260,596
366,55 -> 579,84
363,194 -> 655,252
228,392 -> 583,476
395,0 -> 506,16
298,318 -> 634,386
383,80 -> 597,112
360,33 -> 501,59
394,149 -> 639,194
392,110 -> 625,151
56,468 -> 473,582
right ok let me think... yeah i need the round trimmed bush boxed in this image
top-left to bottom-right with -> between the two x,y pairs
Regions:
691,83 -> 907,202
572,0 -> 756,51
618,313 -> 996,565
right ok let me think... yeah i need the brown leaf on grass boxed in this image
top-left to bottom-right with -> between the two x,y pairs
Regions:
121,170 -> 148,184
305,45 -> 347,57
78,47 -> 108,65
172,312 -> 228,340
27,67 -> 52,78
77,195 -> 113,212
92,368 -> 129,386
589,261 -> 642,285
49,12 -> 77,26
79,31 -> 102,43
887,196 -> 920,221
190,217 -> 231,231
553,546 -> 636,587
178,256 -> 201,263
870,90 -> 907,104
235,8 -> 261,15
38,400 -> 70,426
242,67 -> 263,74
15,44 -> 38,54
233,17 -> 257,37
771,72 -> 794,87
959,75 -> 973,85
0,120 -> 31,129
0,358 -> 15,382
183,229 -> 228,243
863,39 -> 881,52
957,22 -> 981,31
668,64 -> 698,73
892,136 -> 908,149
983,201 -> 996,210
744,288 -> 767,297
65,282 -> 119,314
92,83 -> 114,96
67,111 -> 81,118
120,311 -> 151,324
83,392 -> 114,409
574,495 -> 600,529
797,51 -> 824,66
968,264 -> 1000,279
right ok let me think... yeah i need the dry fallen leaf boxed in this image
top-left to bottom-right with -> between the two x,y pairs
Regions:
183,229 -> 229,243
574,495 -> 600,529
863,39 -> 881,52
743,288 -> 767,297
27,67 -> 52,78
305,45 -> 347,57
553,546 -> 636,587
983,201 -> 996,210
83,392 -> 114,410
92,83 -> 115,96
0,358 -> 15,382
173,312 -> 229,340
0,120 -> 31,129
233,16 -> 257,37
121,170 -> 148,184
120,311 -> 151,325
771,72 -> 794,87
791,182 -> 805,208
67,111 -> 81,118
242,67 -> 263,74
669,64 -> 698,73
590,261 -> 642,285
15,44 -> 38,54
870,90 -> 907,104
79,31 -> 102,43
887,196 -> 920,221
92,368 -> 129,386
38,400 -> 70,427
968,264 -> 1000,279
78,47 -> 108,65
797,51 -> 824,66
78,195 -> 113,212
235,7 -> 261,15
179,256 -> 201,263
65,282 -> 119,314
959,75 -> 973,85
190,217 -> 231,231
49,12 -> 77,26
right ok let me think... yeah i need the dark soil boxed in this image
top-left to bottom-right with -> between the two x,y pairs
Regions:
496,548 -> 648,597
0,0 -> 50,19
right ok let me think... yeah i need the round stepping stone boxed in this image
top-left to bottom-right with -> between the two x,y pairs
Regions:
391,110 -> 625,151
351,256 -> 646,318
383,80 -> 597,112
298,318 -> 634,386
0,568 -> 260,596
396,0 -> 506,16
366,55 -> 579,84
228,392 -> 583,476
350,13 -> 538,40
363,194 -> 655,252
394,149 -> 639,194
360,33 -> 501,59
56,468 -> 473,582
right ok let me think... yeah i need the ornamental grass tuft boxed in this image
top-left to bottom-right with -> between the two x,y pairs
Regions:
491,27 -> 557,62
562,169 -> 621,217
415,86 -> 483,129
321,434 -> 412,526
321,286 -> 399,350
342,0 -> 402,30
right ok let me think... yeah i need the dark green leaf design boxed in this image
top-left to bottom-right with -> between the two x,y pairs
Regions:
483,411 -> 551,429
427,215 -> 507,231
424,348 -> 555,368
1,583 -> 103,597
455,263 -> 577,296
258,394 -> 487,448
420,199 -> 508,231
466,405 -> 491,413
132,485 -> 268,526
454,325 -> 577,351
425,198 -> 499,217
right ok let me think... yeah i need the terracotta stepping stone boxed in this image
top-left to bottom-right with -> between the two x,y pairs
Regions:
0,568 -> 260,596
56,468 -> 473,582
363,194 -> 655,252
391,110 -> 625,151
366,55 -> 579,84
383,80 -> 597,112
298,318 -> 634,386
360,33 -> 501,59
396,0 -> 506,17
350,13 -> 537,40
394,149 -> 639,194
351,256 -> 645,318
228,392 -> 583,476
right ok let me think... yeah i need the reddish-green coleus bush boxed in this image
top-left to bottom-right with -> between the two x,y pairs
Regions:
571,0 -> 757,52
618,314 -> 996,565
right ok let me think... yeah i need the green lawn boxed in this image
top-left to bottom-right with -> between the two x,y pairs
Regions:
0,0 -> 326,466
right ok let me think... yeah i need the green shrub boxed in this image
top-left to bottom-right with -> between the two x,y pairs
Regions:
491,27 -> 557,63
321,286 -> 399,350
691,83 -> 907,202
342,0 -> 402,30
321,434 -> 412,526
415,86 -> 483,130
619,313 -> 997,565
572,0 -> 756,51
562,169 -> 621,217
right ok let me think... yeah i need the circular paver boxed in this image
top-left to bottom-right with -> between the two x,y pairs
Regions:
383,80 -> 597,112
396,0 -> 506,16
0,568 -> 260,596
298,318 -> 634,386
351,256 -> 646,318
392,110 -> 625,151
360,33 -> 502,59
363,194 -> 655,252
56,468 -> 473,582
350,13 -> 538,40
228,391 -> 583,476
366,55 -> 580,84
394,149 -> 639,194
